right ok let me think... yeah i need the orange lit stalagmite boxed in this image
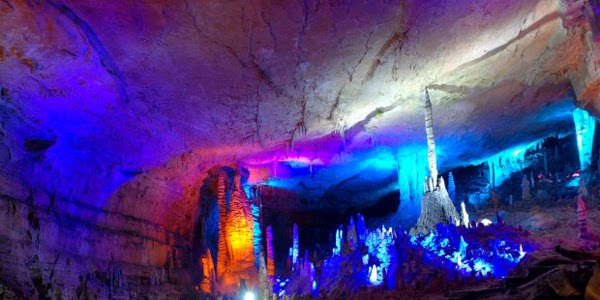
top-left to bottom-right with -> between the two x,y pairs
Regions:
199,249 -> 215,293
214,168 -> 258,293
216,172 -> 229,282
226,169 -> 258,284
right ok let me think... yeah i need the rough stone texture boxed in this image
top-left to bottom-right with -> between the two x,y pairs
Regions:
411,187 -> 460,235
0,0 -> 599,297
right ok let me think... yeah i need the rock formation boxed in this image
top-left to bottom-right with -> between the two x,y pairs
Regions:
199,249 -> 216,294
460,202 -> 470,228
424,89 -> 439,185
448,172 -> 456,202
0,0 -> 598,298
216,172 -> 229,281
222,169 -> 258,292
346,216 -> 357,251
266,226 -> 275,278
577,181 -> 600,242
292,223 -> 300,267
209,168 -> 258,294
411,90 -> 460,235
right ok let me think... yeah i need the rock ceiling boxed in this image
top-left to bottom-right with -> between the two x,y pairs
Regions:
0,0 -> 597,228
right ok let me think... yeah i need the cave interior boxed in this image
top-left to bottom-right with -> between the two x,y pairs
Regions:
2,0 -> 600,299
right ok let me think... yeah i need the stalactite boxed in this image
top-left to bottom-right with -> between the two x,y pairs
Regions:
266,226 -> 275,278
424,89 -> 438,186
448,172 -> 456,201
216,173 -> 228,279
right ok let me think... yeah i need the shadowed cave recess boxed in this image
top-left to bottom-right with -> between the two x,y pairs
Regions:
3,0 -> 600,299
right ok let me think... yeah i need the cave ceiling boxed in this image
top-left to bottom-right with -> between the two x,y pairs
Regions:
0,0 -> 594,213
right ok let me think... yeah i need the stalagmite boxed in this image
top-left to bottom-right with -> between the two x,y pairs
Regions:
292,224 -> 299,267
460,202 -> 470,228
346,216 -> 357,251
266,226 -> 275,278
411,89 -> 460,234
438,176 -> 446,191
577,179 -> 600,241
429,177 -> 436,192
448,172 -> 456,201
424,88 -> 438,185
200,249 -> 216,293
258,249 -> 272,299
530,171 -> 535,189
215,168 -> 258,292
521,175 -> 532,202
333,226 -> 343,255
579,177 -> 589,198
577,194 -> 590,239
356,214 -> 367,245
227,169 -> 255,262
216,172 -> 228,279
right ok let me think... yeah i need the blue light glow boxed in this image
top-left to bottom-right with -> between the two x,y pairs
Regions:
276,219 -> 531,298
573,108 -> 596,170
484,140 -> 540,188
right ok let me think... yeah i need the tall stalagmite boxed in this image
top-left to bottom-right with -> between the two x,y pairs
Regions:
424,89 -> 438,184
216,172 -> 228,280
411,89 -> 460,235
223,168 -> 258,290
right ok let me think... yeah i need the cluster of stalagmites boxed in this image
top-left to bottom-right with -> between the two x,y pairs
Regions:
199,167 -> 262,297
197,167 -> 280,298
